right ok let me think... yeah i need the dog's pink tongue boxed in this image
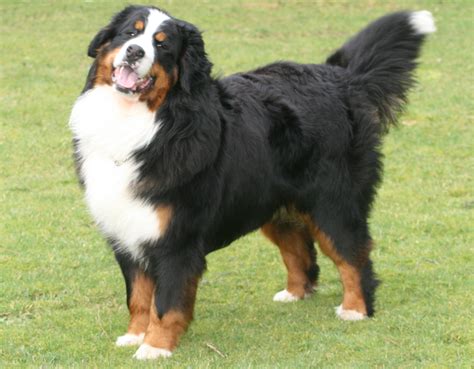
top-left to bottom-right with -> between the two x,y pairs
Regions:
115,66 -> 138,88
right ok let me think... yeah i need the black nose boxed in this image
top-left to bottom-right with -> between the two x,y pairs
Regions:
126,45 -> 145,62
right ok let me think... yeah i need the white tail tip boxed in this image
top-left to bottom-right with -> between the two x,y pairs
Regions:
410,10 -> 436,35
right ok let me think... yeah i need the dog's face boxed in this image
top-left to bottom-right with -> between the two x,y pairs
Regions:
87,6 -> 211,108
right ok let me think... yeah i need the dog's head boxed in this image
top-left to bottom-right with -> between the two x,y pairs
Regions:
87,6 -> 211,108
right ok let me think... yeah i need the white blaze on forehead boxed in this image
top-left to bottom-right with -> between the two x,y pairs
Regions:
113,8 -> 170,77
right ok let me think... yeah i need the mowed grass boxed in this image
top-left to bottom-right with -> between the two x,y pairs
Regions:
1,0 -> 473,368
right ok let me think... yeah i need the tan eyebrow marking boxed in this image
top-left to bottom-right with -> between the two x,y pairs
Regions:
134,20 -> 144,31
155,32 -> 167,42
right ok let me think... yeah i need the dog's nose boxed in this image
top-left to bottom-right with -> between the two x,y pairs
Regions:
126,45 -> 145,62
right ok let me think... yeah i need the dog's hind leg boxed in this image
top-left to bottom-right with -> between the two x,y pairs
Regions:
261,218 -> 319,302
305,218 -> 379,320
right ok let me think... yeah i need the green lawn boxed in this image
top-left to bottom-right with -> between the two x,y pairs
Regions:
1,1 -> 473,368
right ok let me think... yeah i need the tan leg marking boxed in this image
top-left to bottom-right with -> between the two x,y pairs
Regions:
306,223 -> 367,315
143,277 -> 198,351
128,272 -> 155,334
262,223 -> 314,298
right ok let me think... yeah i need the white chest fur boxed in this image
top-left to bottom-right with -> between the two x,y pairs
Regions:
69,85 -> 161,260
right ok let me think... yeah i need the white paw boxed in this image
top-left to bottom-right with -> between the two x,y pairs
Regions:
335,305 -> 367,321
133,343 -> 172,360
115,333 -> 145,347
273,289 -> 302,302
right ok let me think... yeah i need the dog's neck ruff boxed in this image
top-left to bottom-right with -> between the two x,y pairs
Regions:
69,85 -> 161,261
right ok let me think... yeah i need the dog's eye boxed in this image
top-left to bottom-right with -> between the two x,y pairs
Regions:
125,31 -> 137,37
155,40 -> 168,49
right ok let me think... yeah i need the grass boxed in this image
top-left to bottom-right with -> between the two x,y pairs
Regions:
1,0 -> 473,368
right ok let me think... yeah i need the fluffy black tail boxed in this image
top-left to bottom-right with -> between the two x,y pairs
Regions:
327,11 -> 435,130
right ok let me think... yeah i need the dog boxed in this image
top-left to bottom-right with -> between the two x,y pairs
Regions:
69,5 -> 435,359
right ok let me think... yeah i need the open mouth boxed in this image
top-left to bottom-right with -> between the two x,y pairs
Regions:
112,64 -> 154,94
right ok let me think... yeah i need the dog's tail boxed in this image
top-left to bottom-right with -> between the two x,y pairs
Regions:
326,11 -> 435,130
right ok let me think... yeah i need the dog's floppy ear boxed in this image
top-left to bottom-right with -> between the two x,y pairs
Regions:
88,25 -> 115,58
87,5 -> 140,58
177,21 -> 212,93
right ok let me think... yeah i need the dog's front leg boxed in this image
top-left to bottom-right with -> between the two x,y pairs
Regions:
133,247 -> 205,360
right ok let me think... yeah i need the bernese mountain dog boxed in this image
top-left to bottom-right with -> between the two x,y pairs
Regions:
69,5 -> 435,359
